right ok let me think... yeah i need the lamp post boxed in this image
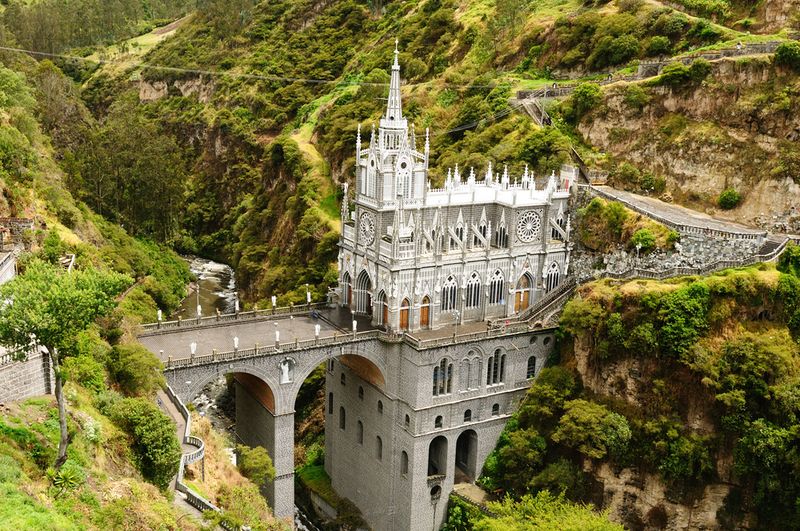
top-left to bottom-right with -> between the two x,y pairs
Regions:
233,336 -> 239,353
452,310 -> 460,339
306,283 -> 311,308
271,295 -> 277,314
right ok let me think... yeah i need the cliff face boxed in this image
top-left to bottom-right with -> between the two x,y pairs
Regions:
579,57 -> 800,231
569,335 -> 747,530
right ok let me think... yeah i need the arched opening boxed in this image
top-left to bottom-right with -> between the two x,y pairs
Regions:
515,273 -> 532,312
492,403 -> 500,416
427,436 -> 448,477
399,298 -> 410,331
339,406 -> 346,430
488,269 -> 505,306
357,420 -> 363,444
341,271 -> 352,307
404,414 -> 410,430
486,349 -> 506,386
432,358 -> 453,396
463,409 -> 472,422
401,451 -> 409,476
527,356 -> 537,378
354,270 -> 372,315
339,354 -> 385,389
441,275 -> 457,312
465,272 -> 481,309
420,295 -> 430,328
545,262 -> 560,293
376,290 -> 388,326
434,415 -> 443,429
455,430 -> 478,483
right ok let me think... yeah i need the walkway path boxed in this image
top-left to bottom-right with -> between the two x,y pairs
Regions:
155,389 -> 207,523
592,186 -> 766,237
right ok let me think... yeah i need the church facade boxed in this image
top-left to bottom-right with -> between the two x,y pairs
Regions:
324,47 -> 574,530
337,49 -> 574,332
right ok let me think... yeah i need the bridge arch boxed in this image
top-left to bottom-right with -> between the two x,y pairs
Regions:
181,365 -> 280,412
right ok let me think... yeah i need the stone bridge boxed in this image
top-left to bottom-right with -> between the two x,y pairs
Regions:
138,306 -> 557,524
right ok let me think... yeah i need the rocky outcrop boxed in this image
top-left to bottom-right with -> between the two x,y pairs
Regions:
568,337 -> 745,530
579,58 -> 800,232
138,77 -> 215,103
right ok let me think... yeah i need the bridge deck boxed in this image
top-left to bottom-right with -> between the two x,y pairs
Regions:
140,314 -> 341,360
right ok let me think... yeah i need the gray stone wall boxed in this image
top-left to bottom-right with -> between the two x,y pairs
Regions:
0,349 -> 51,404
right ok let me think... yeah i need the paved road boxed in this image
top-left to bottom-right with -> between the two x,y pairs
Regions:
140,315 -> 340,360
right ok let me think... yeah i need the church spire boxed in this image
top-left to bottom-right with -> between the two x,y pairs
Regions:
385,39 -> 403,123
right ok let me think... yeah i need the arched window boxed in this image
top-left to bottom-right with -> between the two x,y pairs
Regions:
378,400 -> 384,414
341,271 -> 352,307
341,372 -> 346,385
358,386 -> 364,400
433,358 -> 453,396
357,420 -> 363,444
354,270 -> 372,315
420,295 -> 431,328
441,275 -> 457,311
527,356 -> 537,378
376,290 -> 388,326
486,349 -> 506,385
328,359 -> 335,372
546,263 -> 560,293
515,273 -> 533,312
492,403 -> 500,416
465,272 -> 481,309
455,224 -> 464,242
399,298 -> 410,331
460,358 -> 470,391
328,393 -> 334,414
401,451 -> 409,475
405,414 -> 410,430
494,225 -> 508,247
464,409 -> 472,422
339,406 -> 346,430
435,415 -> 443,429
488,270 -> 505,305
376,436 -> 383,460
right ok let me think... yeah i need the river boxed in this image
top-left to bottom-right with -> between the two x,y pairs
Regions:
177,256 -> 321,531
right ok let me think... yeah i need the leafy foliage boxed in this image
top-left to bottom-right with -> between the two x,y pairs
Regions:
475,491 -> 623,530
108,343 -> 165,398
107,397 -> 181,490
717,188 -> 741,209
236,444 -> 275,487
774,41 -> 800,72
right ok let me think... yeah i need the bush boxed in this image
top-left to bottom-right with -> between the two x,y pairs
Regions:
563,83 -> 602,123
631,228 -> 656,253
655,59 -> 711,87
62,354 -> 106,393
646,36 -> 671,57
109,343 -> 165,397
236,444 -> 275,487
551,400 -> 632,459
623,85 -> 650,111
717,188 -> 741,209
108,397 -> 180,490
774,41 -> 800,72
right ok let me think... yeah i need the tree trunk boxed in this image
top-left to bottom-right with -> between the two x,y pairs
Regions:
50,348 -> 69,470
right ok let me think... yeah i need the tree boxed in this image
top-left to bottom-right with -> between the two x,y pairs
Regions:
109,343 -> 165,398
236,444 -> 275,487
109,397 -> 181,489
551,400 -> 632,459
631,229 -> 656,253
0,259 -> 129,468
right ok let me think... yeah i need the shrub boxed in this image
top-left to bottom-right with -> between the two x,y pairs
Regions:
62,354 -> 106,393
236,444 -> 275,487
717,188 -> 741,209
646,36 -> 671,57
631,229 -> 657,253
109,343 -> 165,397
774,41 -> 800,72
623,84 -> 650,111
604,202 -> 628,238
551,400 -> 632,459
563,83 -> 602,123
655,59 -> 711,87
109,397 -> 180,490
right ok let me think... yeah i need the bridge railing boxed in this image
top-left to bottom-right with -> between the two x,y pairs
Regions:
164,330 -> 382,368
140,302 -> 329,335
163,385 -> 226,524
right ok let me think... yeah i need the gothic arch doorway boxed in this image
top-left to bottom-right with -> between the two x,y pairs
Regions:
354,270 -> 372,315
455,429 -> 478,483
420,295 -> 430,329
399,298 -> 410,331
515,273 -> 533,312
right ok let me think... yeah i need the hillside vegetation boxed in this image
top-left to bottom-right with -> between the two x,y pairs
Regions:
475,247 -> 800,529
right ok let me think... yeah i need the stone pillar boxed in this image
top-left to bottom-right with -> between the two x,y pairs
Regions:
234,380 -> 295,523
269,412 -> 295,522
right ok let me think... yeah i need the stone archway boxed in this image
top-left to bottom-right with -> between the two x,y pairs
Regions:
428,436 -> 448,477
455,429 -> 478,483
